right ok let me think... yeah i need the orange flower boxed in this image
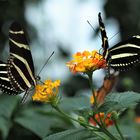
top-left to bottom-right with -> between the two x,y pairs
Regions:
135,116 -> 140,123
32,80 -> 60,103
89,112 -> 114,127
66,50 -> 106,74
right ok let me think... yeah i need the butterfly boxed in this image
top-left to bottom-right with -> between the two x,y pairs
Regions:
98,12 -> 140,71
93,71 -> 118,106
0,22 -> 36,97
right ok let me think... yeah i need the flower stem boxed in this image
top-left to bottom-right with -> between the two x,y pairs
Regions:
92,115 -> 118,140
52,95 -> 117,139
87,72 -> 118,140
52,105 -> 112,139
87,73 -> 104,125
87,72 -> 98,109
52,105 -> 98,130
114,120 -> 125,140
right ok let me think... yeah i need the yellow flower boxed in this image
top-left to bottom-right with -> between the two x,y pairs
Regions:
32,80 -> 60,103
66,50 -> 106,74
90,92 -> 97,105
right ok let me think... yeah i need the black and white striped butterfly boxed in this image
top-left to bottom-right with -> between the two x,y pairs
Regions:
98,12 -> 140,71
0,22 -> 36,95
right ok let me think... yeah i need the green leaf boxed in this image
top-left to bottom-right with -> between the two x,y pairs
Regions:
14,104 -> 74,138
43,128 -> 99,140
59,97 -> 91,111
99,91 -> 140,112
0,95 -> 20,139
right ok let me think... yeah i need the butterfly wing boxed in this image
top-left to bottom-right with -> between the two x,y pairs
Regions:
8,22 -> 36,92
107,35 -> 140,71
98,13 -> 109,58
96,72 -> 118,105
98,13 -> 140,71
0,61 -> 19,94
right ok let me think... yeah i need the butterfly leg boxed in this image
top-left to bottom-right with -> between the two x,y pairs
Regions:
21,90 -> 30,104
106,66 -> 111,78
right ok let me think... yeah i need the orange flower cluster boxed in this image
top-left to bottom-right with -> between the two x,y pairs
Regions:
135,116 -> 140,123
89,112 -> 114,127
66,50 -> 106,74
32,80 -> 60,103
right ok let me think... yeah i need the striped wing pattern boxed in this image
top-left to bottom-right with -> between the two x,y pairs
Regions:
107,36 -> 140,71
98,13 -> 140,71
98,13 -> 109,58
0,61 -> 19,94
7,22 -> 36,93
0,22 -> 36,95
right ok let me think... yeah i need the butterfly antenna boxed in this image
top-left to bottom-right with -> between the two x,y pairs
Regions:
38,51 -> 54,76
87,20 -> 101,40
109,31 -> 120,41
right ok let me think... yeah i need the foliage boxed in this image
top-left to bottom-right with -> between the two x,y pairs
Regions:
99,92 -> 140,113
0,95 -> 93,139
44,128 -> 100,140
0,89 -> 140,140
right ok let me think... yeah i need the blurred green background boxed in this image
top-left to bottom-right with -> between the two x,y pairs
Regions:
0,0 -> 140,139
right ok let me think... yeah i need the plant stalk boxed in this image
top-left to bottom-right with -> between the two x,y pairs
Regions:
87,72 -> 118,140
114,120 -> 125,140
52,105 -> 98,130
